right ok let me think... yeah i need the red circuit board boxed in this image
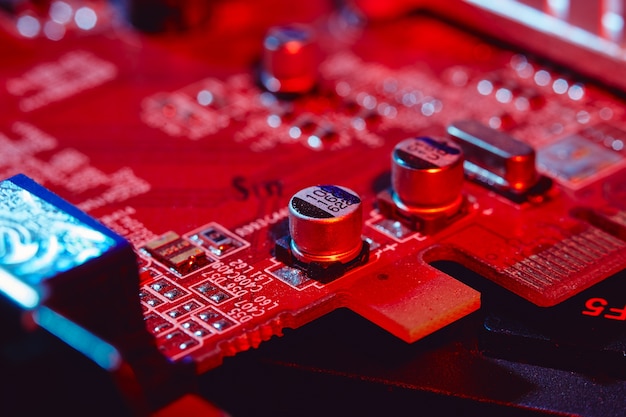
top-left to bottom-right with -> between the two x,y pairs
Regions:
1,0 -> 626,381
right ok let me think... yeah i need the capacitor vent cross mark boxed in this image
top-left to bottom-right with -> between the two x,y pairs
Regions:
378,136 -> 467,234
275,185 -> 369,283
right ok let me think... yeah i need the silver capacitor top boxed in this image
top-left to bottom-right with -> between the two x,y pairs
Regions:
288,185 -> 363,264
391,136 -> 464,213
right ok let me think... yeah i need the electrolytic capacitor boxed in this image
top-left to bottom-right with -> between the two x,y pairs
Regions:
261,24 -> 319,94
288,185 -> 363,264
391,136 -> 465,215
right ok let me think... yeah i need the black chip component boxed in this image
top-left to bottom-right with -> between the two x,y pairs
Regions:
143,231 -> 210,276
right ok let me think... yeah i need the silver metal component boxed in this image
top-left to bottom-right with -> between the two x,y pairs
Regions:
261,24 -> 318,94
391,136 -> 465,216
288,185 -> 363,264
448,120 -> 537,191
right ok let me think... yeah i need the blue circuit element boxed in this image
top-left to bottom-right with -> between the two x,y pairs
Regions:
0,174 -> 129,308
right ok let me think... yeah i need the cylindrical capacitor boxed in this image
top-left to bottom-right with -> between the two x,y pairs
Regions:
391,136 -> 464,214
261,24 -> 318,94
288,185 -> 363,264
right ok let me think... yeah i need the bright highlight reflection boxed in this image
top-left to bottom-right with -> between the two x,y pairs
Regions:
44,20 -> 65,41
75,7 -> 97,31
465,0 -> 624,57
0,268 -> 40,309
35,306 -> 122,371
50,1 -> 73,24
0,179 -> 115,287
17,15 -> 41,38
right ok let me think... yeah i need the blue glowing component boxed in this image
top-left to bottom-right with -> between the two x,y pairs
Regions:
35,306 -> 122,371
0,174 -> 125,308
0,267 -> 40,308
